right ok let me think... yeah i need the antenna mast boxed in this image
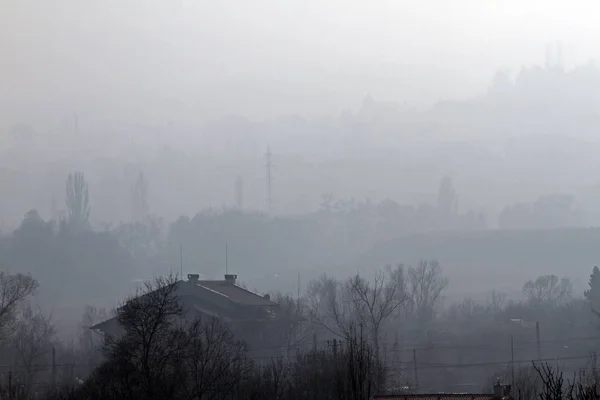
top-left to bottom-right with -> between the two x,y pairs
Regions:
225,243 -> 228,275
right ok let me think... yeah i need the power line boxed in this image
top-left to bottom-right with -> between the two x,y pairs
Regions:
245,334 -> 600,354
3,353 -> 596,372
386,354 -> 595,371
13,335 -> 599,374
10,339 -> 600,375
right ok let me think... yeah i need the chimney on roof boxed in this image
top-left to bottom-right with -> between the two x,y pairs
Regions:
187,274 -> 199,284
493,379 -> 502,398
224,274 -> 237,285
493,378 -> 511,399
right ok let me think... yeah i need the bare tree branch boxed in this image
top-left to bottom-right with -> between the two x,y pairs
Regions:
0,272 -> 38,337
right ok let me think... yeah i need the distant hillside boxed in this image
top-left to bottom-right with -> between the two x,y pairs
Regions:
356,227 -> 600,296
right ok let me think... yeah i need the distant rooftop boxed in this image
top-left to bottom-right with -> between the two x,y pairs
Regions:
90,273 -> 278,332
195,280 -> 276,307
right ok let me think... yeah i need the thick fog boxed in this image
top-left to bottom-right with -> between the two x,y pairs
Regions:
4,1 -> 600,122
3,2 -> 600,395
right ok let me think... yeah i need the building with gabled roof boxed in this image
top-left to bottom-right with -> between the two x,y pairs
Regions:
91,273 -> 287,354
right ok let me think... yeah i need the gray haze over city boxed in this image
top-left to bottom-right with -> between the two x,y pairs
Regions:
3,1 -> 600,396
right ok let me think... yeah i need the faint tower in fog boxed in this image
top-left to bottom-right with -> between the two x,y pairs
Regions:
437,176 -> 458,215
545,42 -> 564,70
235,175 -> 244,210
264,146 -> 274,213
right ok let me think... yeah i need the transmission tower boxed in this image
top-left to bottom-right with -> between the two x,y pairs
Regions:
264,146 -> 274,213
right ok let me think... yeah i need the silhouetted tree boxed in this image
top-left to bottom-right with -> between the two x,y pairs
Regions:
270,292 -> 309,356
585,266 -> 600,315
100,274 -> 186,400
437,176 -> 458,216
181,317 -> 248,400
11,302 -> 55,396
405,260 -> 448,324
333,323 -> 385,400
65,172 -> 90,231
0,272 -> 38,338
307,265 -> 406,359
523,274 -> 572,308
347,266 -> 407,360
76,275 -> 252,400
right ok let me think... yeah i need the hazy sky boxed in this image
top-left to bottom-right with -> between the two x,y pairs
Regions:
3,0 -> 600,127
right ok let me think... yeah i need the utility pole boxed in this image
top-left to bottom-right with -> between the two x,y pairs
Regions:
264,146 -> 273,214
510,336 -> 515,390
536,321 -> 542,361
296,272 -> 300,314
52,347 -> 56,388
413,348 -> 419,391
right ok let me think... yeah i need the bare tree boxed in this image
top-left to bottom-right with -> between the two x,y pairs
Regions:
11,302 -> 55,396
523,274 -> 572,308
488,290 -> 507,314
80,306 -> 108,352
65,171 -> 90,230
270,292 -> 309,356
487,365 -> 541,400
307,265 -> 406,360
347,265 -> 406,359
447,297 -> 485,324
528,361 -> 600,400
333,323 -> 385,400
405,260 -> 448,324
0,272 -> 38,338
229,327 -> 383,400
585,266 -> 600,316
306,274 -> 354,339
103,274 -> 188,400
182,317 -> 248,400
81,275 -> 256,400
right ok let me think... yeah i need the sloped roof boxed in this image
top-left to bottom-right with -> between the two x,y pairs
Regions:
90,279 -> 278,333
197,280 -> 277,307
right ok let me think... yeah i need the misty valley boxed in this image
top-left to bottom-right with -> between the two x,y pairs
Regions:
5,2 -> 600,397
